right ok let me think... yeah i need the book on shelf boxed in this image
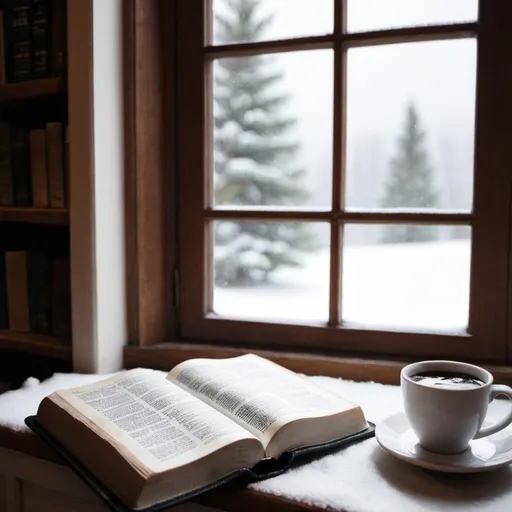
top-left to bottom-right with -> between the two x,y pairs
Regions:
0,123 -> 14,206
5,249 -> 29,331
46,121 -> 64,208
1,248 -> 71,336
10,127 -> 31,206
50,0 -> 66,77
0,10 -> 5,85
28,354 -> 375,512
0,121 -> 67,209
51,256 -> 70,337
1,0 -> 66,84
5,0 -> 32,83
31,0 -> 50,79
64,124 -> 68,206
0,250 -> 7,328
29,128 -> 48,207
27,249 -> 51,334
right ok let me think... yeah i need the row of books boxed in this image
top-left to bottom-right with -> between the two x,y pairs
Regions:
0,249 -> 71,337
0,0 -> 67,84
0,122 -> 68,208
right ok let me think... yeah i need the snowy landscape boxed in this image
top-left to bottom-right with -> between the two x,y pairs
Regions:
214,239 -> 470,332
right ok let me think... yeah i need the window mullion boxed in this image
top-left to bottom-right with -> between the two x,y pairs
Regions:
177,0 -> 210,333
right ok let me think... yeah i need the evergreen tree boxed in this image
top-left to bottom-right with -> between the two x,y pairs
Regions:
380,103 -> 439,243
214,0 -> 315,286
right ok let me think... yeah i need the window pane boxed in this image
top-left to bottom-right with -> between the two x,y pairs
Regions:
213,221 -> 329,322
213,0 -> 333,45
345,40 -> 476,212
347,0 -> 478,33
342,225 -> 471,330
213,50 -> 333,209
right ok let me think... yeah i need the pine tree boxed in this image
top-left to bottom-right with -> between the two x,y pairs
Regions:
380,103 -> 439,243
214,0 -> 315,286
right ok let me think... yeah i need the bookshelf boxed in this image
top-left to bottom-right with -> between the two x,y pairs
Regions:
0,329 -> 70,360
0,77 -> 66,103
0,207 -> 68,225
0,0 -> 72,370
0,0 -> 124,373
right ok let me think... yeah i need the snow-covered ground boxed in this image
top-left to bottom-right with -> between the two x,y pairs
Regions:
214,239 -> 470,331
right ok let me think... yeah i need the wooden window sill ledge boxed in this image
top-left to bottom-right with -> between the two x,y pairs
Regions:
124,343 -> 512,386
2,362 -> 512,511
0,426 -> 322,512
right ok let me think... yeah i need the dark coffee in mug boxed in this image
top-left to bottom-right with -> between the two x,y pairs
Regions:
410,371 -> 484,390
402,361 -> 512,454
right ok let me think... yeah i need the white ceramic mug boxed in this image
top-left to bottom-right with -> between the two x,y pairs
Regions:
401,360 -> 512,454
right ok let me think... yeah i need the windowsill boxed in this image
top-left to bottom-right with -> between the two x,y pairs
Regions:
2,367 -> 512,511
124,342 -> 512,386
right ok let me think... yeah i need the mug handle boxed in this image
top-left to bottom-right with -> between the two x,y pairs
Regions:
474,385 -> 512,439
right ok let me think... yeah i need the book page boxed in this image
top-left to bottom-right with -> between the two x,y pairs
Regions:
167,355 -> 357,447
56,369 -> 260,473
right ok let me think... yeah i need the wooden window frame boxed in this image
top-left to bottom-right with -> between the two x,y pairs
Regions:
126,0 -> 512,367
124,0 -> 177,347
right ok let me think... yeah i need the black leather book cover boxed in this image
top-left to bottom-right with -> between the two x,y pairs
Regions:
26,415 -> 375,512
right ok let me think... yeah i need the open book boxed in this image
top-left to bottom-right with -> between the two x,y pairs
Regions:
31,354 -> 372,511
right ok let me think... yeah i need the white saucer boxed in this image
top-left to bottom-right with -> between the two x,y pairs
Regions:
376,412 -> 512,473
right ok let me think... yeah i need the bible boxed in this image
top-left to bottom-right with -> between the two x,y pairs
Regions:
27,354 -> 374,511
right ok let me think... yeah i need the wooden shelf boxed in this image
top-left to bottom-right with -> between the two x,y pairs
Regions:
0,207 -> 69,225
0,77 -> 66,103
0,330 -> 71,360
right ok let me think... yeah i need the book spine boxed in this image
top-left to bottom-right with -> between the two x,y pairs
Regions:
31,0 -> 49,79
29,129 -> 48,207
0,251 -> 8,329
5,251 -> 30,332
64,124 -> 69,207
11,127 -> 32,206
6,0 -> 32,83
0,123 -> 14,206
0,11 -> 6,85
27,250 -> 52,334
46,122 -> 64,208
50,0 -> 65,76
51,257 -> 70,337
